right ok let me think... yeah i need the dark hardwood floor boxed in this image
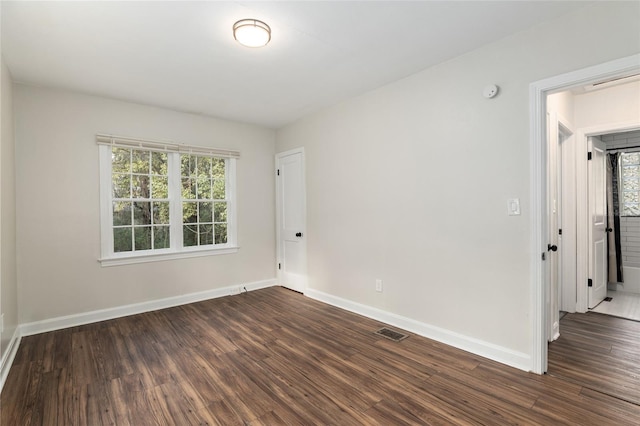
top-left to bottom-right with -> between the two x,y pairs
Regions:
2,287 -> 640,425
548,311 -> 640,406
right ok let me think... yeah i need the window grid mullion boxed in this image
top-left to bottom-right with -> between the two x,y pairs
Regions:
169,152 -> 183,251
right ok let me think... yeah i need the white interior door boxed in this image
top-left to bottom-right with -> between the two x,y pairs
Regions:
588,136 -> 608,309
276,148 -> 307,293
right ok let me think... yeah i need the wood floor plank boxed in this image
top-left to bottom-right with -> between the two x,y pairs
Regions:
3,287 -> 640,425
548,311 -> 640,406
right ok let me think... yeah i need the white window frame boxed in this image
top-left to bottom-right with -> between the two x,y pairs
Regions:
98,135 -> 239,266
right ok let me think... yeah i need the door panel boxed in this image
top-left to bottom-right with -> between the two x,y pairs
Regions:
276,149 -> 307,293
588,136 -> 608,309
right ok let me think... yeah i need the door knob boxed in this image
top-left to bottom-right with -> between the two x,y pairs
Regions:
606,228 -> 613,232
547,244 -> 558,252
295,232 -> 303,237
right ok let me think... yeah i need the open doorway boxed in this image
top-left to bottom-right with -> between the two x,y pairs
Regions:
590,129 -> 640,321
547,80 -> 640,322
529,54 -> 640,375
538,59 -> 640,405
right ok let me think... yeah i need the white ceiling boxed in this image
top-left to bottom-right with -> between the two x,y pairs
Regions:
2,1 -> 592,128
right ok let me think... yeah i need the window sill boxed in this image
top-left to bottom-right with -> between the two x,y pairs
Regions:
99,246 -> 239,267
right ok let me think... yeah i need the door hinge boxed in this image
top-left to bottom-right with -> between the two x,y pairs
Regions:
587,152 -> 592,161
278,263 -> 281,270
558,229 -> 562,236
588,278 -> 593,287
277,169 -> 280,176
541,252 -> 546,261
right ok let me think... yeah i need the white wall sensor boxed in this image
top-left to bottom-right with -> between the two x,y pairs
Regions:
483,84 -> 499,99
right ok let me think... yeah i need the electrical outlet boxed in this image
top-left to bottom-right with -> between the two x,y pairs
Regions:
375,279 -> 383,292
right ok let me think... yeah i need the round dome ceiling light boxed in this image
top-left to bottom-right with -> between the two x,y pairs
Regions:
233,19 -> 271,48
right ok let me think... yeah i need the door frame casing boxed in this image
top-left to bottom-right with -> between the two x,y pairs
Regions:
529,53 -> 640,374
275,147 -> 308,293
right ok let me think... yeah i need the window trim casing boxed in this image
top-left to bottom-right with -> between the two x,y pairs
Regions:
98,141 -> 238,266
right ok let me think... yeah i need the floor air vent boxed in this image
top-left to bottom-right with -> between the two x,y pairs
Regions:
375,327 -> 408,342
604,297 -> 613,302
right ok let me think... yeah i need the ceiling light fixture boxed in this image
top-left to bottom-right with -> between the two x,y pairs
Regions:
233,19 -> 271,48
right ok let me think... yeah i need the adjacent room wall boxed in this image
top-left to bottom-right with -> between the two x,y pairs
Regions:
276,2 -> 640,365
1,57 -> 18,363
14,85 -> 276,324
574,81 -> 640,130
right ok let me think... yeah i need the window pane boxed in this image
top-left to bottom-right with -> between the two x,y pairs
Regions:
183,202 -> 197,223
623,178 -> 640,191
113,201 -> 132,226
215,224 -> 227,244
151,152 -> 168,175
623,165 -> 640,178
134,202 -> 151,225
212,158 -> 225,178
153,202 -> 170,225
131,150 -> 150,174
105,149 -> 235,258
196,176 -> 211,199
113,174 -> 131,198
182,178 -> 196,199
200,202 -> 213,223
181,154 -> 196,177
154,226 -> 170,249
114,228 -> 132,252
151,176 -> 168,198
132,175 -> 150,199
112,148 -> 131,173
213,179 -> 225,200
197,156 -> 212,177
134,226 -> 152,250
214,202 -> 227,222
624,192 -> 639,204
183,225 -> 198,247
622,153 -> 640,164
624,204 -> 640,216
199,224 -> 213,245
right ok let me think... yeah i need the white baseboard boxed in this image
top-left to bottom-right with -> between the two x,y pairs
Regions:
20,278 -> 277,337
0,326 -> 22,394
305,288 -> 531,372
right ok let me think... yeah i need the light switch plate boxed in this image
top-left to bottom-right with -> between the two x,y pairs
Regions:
508,198 -> 521,216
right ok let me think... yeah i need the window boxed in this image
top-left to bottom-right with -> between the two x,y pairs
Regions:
181,155 -> 228,247
621,152 -> 640,216
112,148 -> 170,252
98,135 -> 238,266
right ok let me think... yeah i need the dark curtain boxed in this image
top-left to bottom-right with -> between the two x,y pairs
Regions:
607,153 -> 623,283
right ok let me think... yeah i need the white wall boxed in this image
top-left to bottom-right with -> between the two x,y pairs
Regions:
547,91 -> 575,124
574,81 -> 640,130
14,85 -> 276,324
603,129 -> 640,150
619,217 -> 640,268
276,2 -> 640,363
1,53 -> 19,361
547,91 -> 577,313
